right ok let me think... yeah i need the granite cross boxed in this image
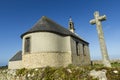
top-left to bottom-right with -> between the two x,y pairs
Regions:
90,11 -> 111,67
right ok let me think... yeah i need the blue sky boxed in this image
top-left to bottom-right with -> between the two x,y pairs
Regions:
0,0 -> 120,66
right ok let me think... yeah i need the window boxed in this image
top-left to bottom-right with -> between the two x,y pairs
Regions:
82,44 -> 84,55
76,42 -> 81,56
76,42 -> 86,56
24,37 -> 30,53
83,44 -> 86,56
76,42 -> 79,55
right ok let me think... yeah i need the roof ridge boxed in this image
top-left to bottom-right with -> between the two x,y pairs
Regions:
20,16 -> 88,44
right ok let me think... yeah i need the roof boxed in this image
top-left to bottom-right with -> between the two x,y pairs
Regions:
21,16 -> 88,44
9,50 -> 22,61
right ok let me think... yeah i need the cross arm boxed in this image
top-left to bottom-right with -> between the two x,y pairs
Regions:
90,19 -> 96,25
98,15 -> 106,21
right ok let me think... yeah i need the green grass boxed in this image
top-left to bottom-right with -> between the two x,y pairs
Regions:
111,62 -> 120,67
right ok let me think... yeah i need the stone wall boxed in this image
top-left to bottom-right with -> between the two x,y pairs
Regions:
22,52 -> 72,69
20,32 -> 91,69
110,59 -> 120,63
92,59 -> 120,65
8,60 -> 22,69
21,32 -> 72,68
82,45 -> 91,65
70,37 -> 91,65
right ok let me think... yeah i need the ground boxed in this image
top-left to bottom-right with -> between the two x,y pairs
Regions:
0,63 -> 120,80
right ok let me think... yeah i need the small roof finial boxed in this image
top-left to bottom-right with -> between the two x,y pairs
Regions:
69,16 -> 72,22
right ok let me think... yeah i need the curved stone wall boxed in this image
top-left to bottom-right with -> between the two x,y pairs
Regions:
22,32 -> 72,68
22,52 -> 72,68
22,32 -> 71,54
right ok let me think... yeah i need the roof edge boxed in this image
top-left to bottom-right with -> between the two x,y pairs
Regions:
21,31 -> 89,44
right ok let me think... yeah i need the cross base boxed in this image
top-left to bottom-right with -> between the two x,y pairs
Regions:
103,60 -> 111,68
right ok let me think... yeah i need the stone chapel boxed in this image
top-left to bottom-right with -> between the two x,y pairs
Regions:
8,16 -> 91,69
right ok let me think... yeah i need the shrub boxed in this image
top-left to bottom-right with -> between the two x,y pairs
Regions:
16,68 -> 28,76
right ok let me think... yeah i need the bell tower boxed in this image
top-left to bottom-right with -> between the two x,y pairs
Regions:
69,17 -> 75,33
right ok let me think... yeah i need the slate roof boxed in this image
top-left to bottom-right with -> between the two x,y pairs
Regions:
9,50 -> 22,61
21,16 -> 88,44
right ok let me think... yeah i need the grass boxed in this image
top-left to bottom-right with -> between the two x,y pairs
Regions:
111,62 -> 120,67
15,62 -> 120,80
0,63 -> 120,80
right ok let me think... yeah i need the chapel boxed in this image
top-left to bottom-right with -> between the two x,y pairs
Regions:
9,16 -> 91,69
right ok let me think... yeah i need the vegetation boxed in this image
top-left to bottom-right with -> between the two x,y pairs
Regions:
15,63 -> 120,80
111,62 -> 120,67
16,65 -> 93,80
0,65 -> 8,70
0,63 -> 120,80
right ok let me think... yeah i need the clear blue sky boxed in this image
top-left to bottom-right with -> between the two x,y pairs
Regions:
0,0 -> 120,66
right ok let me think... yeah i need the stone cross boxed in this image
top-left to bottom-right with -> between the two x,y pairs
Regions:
90,11 -> 111,67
